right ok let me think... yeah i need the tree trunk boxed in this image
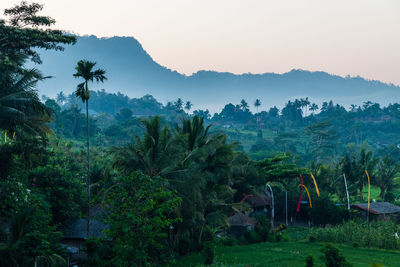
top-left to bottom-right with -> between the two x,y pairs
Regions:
359,187 -> 363,202
380,188 -> 385,202
198,223 -> 205,243
86,99 -> 91,238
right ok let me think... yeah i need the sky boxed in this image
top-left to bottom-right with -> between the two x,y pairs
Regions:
1,0 -> 400,85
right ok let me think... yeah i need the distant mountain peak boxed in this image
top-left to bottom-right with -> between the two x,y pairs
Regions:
35,35 -> 400,113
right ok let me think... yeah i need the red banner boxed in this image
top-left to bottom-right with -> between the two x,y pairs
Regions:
296,174 -> 304,213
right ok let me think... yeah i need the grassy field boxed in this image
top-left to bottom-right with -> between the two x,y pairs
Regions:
170,241 -> 400,267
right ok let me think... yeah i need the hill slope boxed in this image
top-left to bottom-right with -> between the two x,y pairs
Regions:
34,35 -> 400,112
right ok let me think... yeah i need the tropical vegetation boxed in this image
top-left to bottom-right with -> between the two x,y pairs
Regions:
1,2 -> 400,267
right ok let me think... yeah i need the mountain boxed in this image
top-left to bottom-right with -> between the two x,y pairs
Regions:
33,35 -> 400,113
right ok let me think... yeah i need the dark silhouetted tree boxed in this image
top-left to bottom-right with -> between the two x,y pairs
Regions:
73,59 -> 107,237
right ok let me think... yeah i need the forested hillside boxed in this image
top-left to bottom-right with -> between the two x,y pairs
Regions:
47,90 -> 400,165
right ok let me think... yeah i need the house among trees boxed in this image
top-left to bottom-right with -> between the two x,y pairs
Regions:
228,212 -> 257,236
352,202 -> 400,220
228,192 -> 272,236
245,192 -> 272,217
61,206 -> 109,265
61,218 -> 108,265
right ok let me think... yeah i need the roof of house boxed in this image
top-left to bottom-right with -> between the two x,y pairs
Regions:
228,213 -> 257,227
352,202 -> 400,215
63,219 -> 108,240
246,192 -> 271,208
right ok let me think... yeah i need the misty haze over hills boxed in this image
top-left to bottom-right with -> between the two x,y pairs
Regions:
33,35 -> 400,113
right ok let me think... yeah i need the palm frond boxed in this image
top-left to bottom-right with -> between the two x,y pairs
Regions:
74,82 -> 87,102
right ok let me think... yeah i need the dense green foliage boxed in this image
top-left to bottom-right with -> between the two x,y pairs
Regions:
0,2 -> 77,266
103,172 -> 181,266
2,2 -> 400,266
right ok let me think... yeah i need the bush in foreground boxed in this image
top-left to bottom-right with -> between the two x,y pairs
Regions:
320,244 -> 352,267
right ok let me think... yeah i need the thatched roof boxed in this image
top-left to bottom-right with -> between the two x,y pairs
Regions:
352,202 -> 400,215
63,219 -> 108,240
228,213 -> 257,227
246,192 -> 271,208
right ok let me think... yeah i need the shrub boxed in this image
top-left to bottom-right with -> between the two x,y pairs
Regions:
305,254 -> 314,267
177,235 -> 193,256
244,230 -> 261,244
308,193 -> 349,226
275,233 -> 283,242
310,220 -> 400,250
104,172 -> 182,266
320,244 -> 352,267
385,191 -> 396,203
203,243 -> 214,265
255,214 -> 270,241
219,236 -> 238,247
237,235 -> 247,244
84,237 -> 113,267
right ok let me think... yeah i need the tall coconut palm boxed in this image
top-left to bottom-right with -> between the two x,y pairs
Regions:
73,60 -> 106,237
254,99 -> 261,113
254,99 -> 262,128
184,101 -> 193,113
301,97 -> 310,117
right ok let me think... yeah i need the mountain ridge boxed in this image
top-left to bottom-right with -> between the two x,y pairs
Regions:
34,35 -> 400,113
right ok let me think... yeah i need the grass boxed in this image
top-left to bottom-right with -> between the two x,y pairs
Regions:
169,241 -> 400,267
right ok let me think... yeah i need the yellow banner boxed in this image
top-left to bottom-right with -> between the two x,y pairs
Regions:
310,172 -> 320,197
365,170 -> 371,210
298,184 -> 312,208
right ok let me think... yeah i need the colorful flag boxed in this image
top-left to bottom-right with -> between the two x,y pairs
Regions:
310,172 -> 320,197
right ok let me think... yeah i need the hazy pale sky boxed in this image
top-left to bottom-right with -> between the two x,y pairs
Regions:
1,0 -> 400,85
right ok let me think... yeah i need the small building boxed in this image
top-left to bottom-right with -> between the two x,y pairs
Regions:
352,202 -> 400,220
61,218 -> 108,266
245,192 -> 272,217
228,212 -> 257,236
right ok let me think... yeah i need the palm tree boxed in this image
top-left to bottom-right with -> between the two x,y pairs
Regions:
73,60 -> 106,237
376,156 -> 400,201
363,101 -> 373,110
0,207 -> 34,266
175,115 -> 211,151
254,99 -> 261,113
309,103 -> 319,115
0,207 -> 65,267
56,91 -> 66,106
185,101 -> 193,113
174,98 -> 183,111
240,99 -> 249,111
301,97 -> 310,117
350,104 -> 357,112
111,116 -> 177,177
0,69 -> 52,138
342,148 -> 377,202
